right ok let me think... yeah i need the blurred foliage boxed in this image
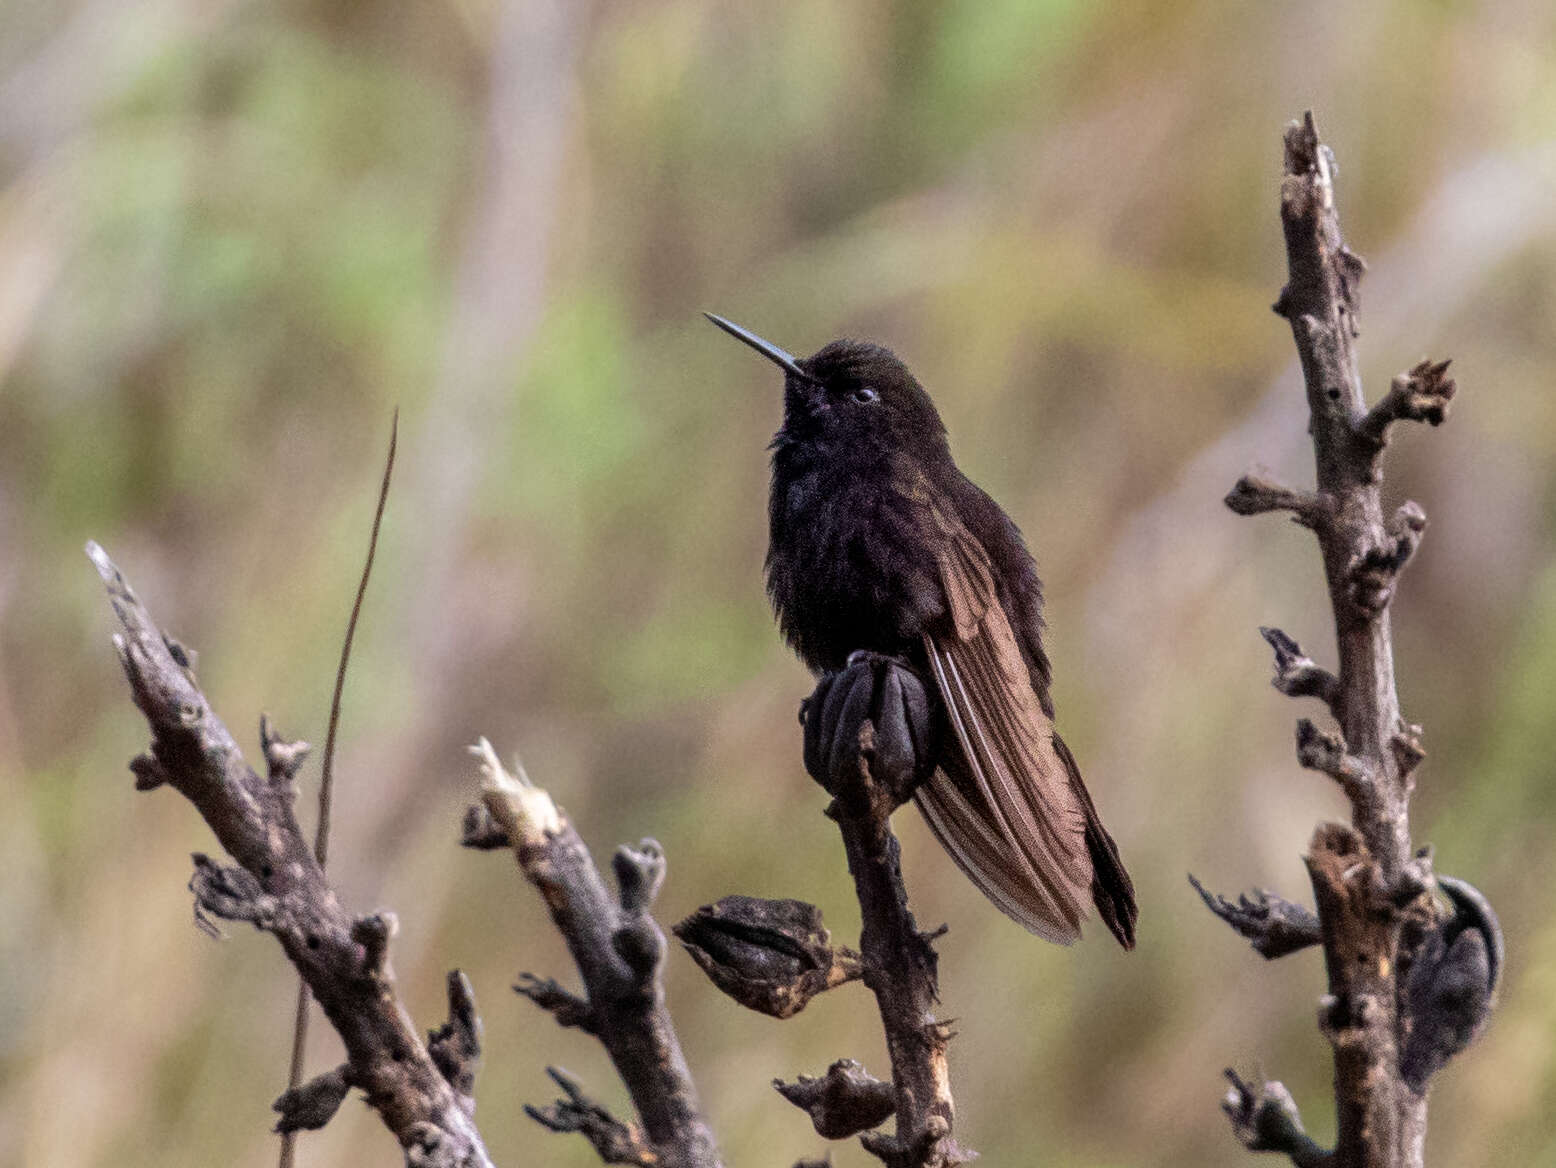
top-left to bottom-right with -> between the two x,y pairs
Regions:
4,1 -> 1556,1165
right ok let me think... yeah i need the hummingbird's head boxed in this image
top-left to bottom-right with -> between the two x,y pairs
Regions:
705,314 -> 948,458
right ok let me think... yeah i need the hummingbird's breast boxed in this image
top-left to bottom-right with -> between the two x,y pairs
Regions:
766,444 -> 947,674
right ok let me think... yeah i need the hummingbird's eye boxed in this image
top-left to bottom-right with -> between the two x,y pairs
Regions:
851,386 -> 879,404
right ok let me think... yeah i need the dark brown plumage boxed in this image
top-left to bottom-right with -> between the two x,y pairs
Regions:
707,314 -> 1136,948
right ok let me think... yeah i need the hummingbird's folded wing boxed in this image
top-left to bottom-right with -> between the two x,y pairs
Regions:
914,514 -> 1093,944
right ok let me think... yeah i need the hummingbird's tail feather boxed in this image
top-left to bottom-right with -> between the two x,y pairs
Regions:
913,768 -> 1081,944
1054,732 -> 1137,949
922,629 -> 1092,943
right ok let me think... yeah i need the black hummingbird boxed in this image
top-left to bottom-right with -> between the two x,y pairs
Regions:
707,313 -> 1136,948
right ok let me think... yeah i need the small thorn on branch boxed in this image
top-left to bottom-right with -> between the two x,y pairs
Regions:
1359,358 -> 1456,447
1336,246 -> 1367,321
1391,725 -> 1427,777
130,752 -> 169,791
162,634 -> 198,677
774,1059 -> 896,1140
606,864 -> 669,982
427,971 -> 482,1106
273,1063 -> 352,1133
351,912 -> 397,981
525,1067 -> 658,1167
610,841 -> 670,981
459,802 -> 513,850
1225,471 -> 1326,527
189,853 -> 278,932
860,1114 -> 966,1168
613,839 -> 666,914
1294,719 -> 1371,794
1222,1069 -> 1332,1167
1345,502 -> 1426,616
1316,991 -> 1386,1049
1389,499 -> 1428,548
1259,628 -> 1339,709
1388,848 -> 1435,909
1188,875 -> 1322,959
514,973 -> 597,1034
259,713 -> 311,786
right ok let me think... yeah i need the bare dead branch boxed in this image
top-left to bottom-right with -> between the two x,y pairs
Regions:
1214,112 -> 1500,1167
466,741 -> 722,1168
1188,875 -> 1322,959
88,542 -> 492,1167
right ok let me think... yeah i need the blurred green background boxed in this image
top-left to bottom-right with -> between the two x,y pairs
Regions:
5,2 -> 1556,1165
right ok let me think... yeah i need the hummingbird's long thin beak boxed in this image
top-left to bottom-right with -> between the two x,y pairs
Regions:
704,313 -> 815,382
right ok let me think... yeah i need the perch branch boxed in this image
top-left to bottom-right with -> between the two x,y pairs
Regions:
825,731 -> 962,1168
89,542 -> 492,1167
464,741 -> 722,1168
797,655 -> 967,1168
675,653 -> 955,1164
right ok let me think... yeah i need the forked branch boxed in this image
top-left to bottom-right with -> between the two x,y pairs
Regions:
462,742 -> 722,1168
89,542 -> 492,1167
